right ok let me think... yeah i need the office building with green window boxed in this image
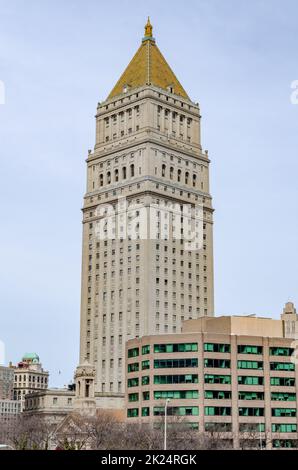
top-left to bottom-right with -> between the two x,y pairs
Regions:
125,304 -> 298,449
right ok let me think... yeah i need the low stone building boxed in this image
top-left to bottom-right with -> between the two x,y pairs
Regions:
24,388 -> 75,426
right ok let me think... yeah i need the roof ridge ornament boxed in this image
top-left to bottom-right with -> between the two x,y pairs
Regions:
143,17 -> 155,42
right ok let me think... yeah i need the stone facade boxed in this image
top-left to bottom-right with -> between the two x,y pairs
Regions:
0,365 -> 14,400
24,388 -> 75,426
0,399 -> 21,424
78,21 -> 214,407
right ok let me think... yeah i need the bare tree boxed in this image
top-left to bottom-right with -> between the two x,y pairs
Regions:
2,415 -> 53,450
238,424 -> 275,450
88,410 -> 121,450
1,412 -> 245,450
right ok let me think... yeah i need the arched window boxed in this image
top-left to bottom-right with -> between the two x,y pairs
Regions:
107,171 -> 111,184
193,174 -> 197,187
162,164 -> 166,177
185,172 -> 189,185
99,174 -> 103,187
170,167 -> 174,180
130,164 -> 135,177
115,169 -> 119,182
177,169 -> 181,182
122,167 -> 127,179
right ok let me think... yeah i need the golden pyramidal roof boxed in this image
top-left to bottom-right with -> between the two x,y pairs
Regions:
108,18 -> 189,100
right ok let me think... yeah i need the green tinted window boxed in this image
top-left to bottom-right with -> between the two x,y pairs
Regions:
239,408 -> 264,417
154,358 -> 198,369
154,406 -> 199,416
128,347 -> 139,358
142,360 -> 150,370
272,408 -> 296,417
141,407 -> 150,417
154,390 -> 198,400
127,377 -> 139,387
270,347 -> 294,357
238,345 -> 263,355
204,374 -> 231,384
271,392 -> 296,401
141,376 -> 150,385
238,391 -> 264,400
204,343 -> 230,353
205,390 -> 231,399
127,408 -> 139,417
142,345 -> 150,355
238,376 -> 264,385
273,440 -> 298,448
154,343 -> 198,353
270,377 -> 295,386
272,423 -> 297,433
270,362 -> 295,371
237,361 -> 263,370
127,362 -> 139,373
205,407 -> 231,416
128,393 -> 139,402
204,358 -> 230,368
154,374 -> 198,385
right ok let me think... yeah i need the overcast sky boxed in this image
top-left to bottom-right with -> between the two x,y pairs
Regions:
0,0 -> 298,387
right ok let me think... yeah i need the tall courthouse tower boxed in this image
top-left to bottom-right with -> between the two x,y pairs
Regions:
79,19 -> 214,405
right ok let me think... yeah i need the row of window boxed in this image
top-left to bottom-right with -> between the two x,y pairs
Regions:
160,166 -> 200,188
15,375 -> 47,384
127,358 -> 295,372
124,421 -> 297,436
127,407 -> 297,418
88,180 -> 205,204
98,165 -> 204,189
128,344 -> 295,358
153,358 -> 198,369
128,390 -> 296,402
204,423 -> 297,434
128,374 -> 296,387
99,165 -> 136,186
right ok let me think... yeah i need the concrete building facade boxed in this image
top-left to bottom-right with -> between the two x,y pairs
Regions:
79,19 -> 214,406
0,365 -> 14,400
125,306 -> 298,449
0,366 -> 20,425
0,399 -> 21,422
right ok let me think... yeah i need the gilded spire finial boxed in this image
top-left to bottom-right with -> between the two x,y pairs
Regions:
144,17 -> 153,38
